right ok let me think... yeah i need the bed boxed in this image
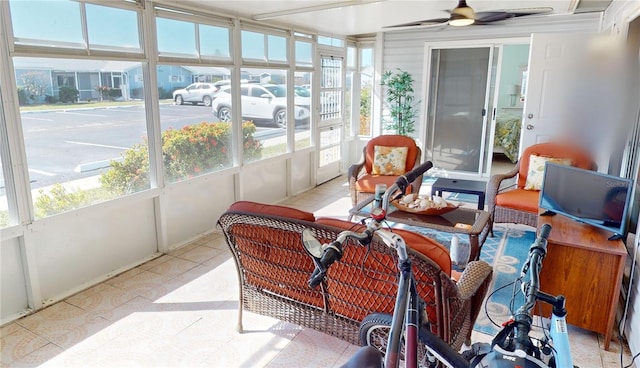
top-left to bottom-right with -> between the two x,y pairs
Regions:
494,115 -> 521,163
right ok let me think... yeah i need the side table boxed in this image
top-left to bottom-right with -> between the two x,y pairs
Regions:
537,212 -> 626,350
431,177 -> 486,210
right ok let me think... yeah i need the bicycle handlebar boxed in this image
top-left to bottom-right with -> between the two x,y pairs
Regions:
307,230 -> 374,288
396,161 -> 433,190
514,223 -> 552,352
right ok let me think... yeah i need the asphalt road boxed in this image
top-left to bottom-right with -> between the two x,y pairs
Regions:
11,104 -> 285,190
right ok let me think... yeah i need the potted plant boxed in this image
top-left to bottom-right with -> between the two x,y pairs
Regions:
381,68 -> 417,136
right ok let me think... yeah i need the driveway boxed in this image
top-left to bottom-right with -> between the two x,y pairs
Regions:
14,104 -> 285,190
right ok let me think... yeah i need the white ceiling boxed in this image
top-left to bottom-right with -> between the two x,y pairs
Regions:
167,0 -> 611,37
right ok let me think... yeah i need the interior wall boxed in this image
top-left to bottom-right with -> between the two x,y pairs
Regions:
290,150 -> 315,195
604,0 -> 640,357
30,196 -> 158,306
380,13 -> 602,156
239,159 -> 289,203
496,45 -> 529,110
164,173 -> 237,250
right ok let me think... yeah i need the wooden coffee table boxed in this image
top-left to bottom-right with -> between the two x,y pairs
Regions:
349,196 -> 491,262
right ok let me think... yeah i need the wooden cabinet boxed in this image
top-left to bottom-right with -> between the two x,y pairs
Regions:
537,213 -> 626,350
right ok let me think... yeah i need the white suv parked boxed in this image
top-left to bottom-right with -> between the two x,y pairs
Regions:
173,82 -> 224,107
211,83 -> 310,128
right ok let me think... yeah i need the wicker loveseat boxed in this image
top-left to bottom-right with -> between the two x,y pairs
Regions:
217,201 -> 493,350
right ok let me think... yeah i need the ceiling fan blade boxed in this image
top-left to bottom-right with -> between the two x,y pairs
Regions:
383,18 -> 449,28
473,7 -> 553,24
474,11 -> 513,23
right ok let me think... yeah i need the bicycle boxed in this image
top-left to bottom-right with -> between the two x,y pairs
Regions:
300,162 -> 573,368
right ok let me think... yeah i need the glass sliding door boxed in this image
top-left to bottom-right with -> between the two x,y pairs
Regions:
426,46 -> 492,176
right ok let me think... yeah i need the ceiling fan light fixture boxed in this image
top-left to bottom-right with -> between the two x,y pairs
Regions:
449,0 -> 475,26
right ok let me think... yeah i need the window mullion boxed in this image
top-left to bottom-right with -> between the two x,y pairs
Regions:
141,1 -> 164,190
79,2 -> 89,51
0,22 -> 33,224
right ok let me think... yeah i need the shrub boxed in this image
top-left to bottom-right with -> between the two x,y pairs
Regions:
101,121 -> 262,195
96,85 -> 121,101
59,85 -> 79,103
131,87 -> 144,99
158,87 -> 172,99
20,71 -> 49,101
0,210 -> 8,227
17,87 -> 29,105
34,184 -> 114,218
162,122 -> 232,180
100,141 -> 150,195
45,95 -> 59,104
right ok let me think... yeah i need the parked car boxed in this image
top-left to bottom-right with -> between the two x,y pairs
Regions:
211,83 -> 310,128
172,82 -> 225,106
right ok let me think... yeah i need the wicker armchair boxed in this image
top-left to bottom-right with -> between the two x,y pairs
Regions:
348,135 -> 423,207
217,201 -> 493,350
486,142 -> 595,234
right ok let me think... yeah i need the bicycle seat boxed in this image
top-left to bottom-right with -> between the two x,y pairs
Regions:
340,346 -> 383,368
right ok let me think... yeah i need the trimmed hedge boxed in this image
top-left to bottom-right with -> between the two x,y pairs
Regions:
101,121 -> 262,195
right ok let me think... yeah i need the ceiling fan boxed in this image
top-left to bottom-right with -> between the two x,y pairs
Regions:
384,0 -> 553,29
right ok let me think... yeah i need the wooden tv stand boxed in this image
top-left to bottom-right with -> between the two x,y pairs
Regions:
537,212 -> 626,350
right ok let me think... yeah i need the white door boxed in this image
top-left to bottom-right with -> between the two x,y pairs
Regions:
519,33 -> 588,152
316,53 -> 344,184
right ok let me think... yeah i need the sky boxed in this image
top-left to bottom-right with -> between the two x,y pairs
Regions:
8,0 -> 298,62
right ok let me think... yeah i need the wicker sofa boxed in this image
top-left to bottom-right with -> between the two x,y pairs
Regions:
217,201 -> 493,350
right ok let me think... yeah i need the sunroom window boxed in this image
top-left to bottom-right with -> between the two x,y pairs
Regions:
15,58 -> 149,219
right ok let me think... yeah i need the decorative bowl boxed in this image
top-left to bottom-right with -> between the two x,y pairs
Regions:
391,200 -> 459,216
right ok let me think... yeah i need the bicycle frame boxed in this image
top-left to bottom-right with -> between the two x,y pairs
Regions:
549,313 -> 572,368
513,225 -> 573,368
375,228 -> 420,368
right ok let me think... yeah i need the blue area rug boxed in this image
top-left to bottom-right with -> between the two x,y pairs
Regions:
395,223 -> 534,336
473,226 -> 534,335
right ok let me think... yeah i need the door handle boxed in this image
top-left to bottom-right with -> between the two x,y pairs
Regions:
526,124 -> 534,130
528,113 -> 534,119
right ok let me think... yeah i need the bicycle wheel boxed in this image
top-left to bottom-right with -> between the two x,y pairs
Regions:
359,313 -> 468,368
359,313 -> 432,367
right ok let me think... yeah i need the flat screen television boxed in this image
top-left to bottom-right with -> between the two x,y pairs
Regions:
539,163 -> 633,240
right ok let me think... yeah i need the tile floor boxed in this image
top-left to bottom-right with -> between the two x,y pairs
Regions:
1,175 -> 635,367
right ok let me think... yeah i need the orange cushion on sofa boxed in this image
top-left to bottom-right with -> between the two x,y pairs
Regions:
228,201 -> 315,222
315,217 -> 451,277
495,189 -> 540,214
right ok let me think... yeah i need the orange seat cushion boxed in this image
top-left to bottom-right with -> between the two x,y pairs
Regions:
354,174 -> 400,194
228,201 -> 315,222
495,189 -> 540,213
315,217 -> 451,277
